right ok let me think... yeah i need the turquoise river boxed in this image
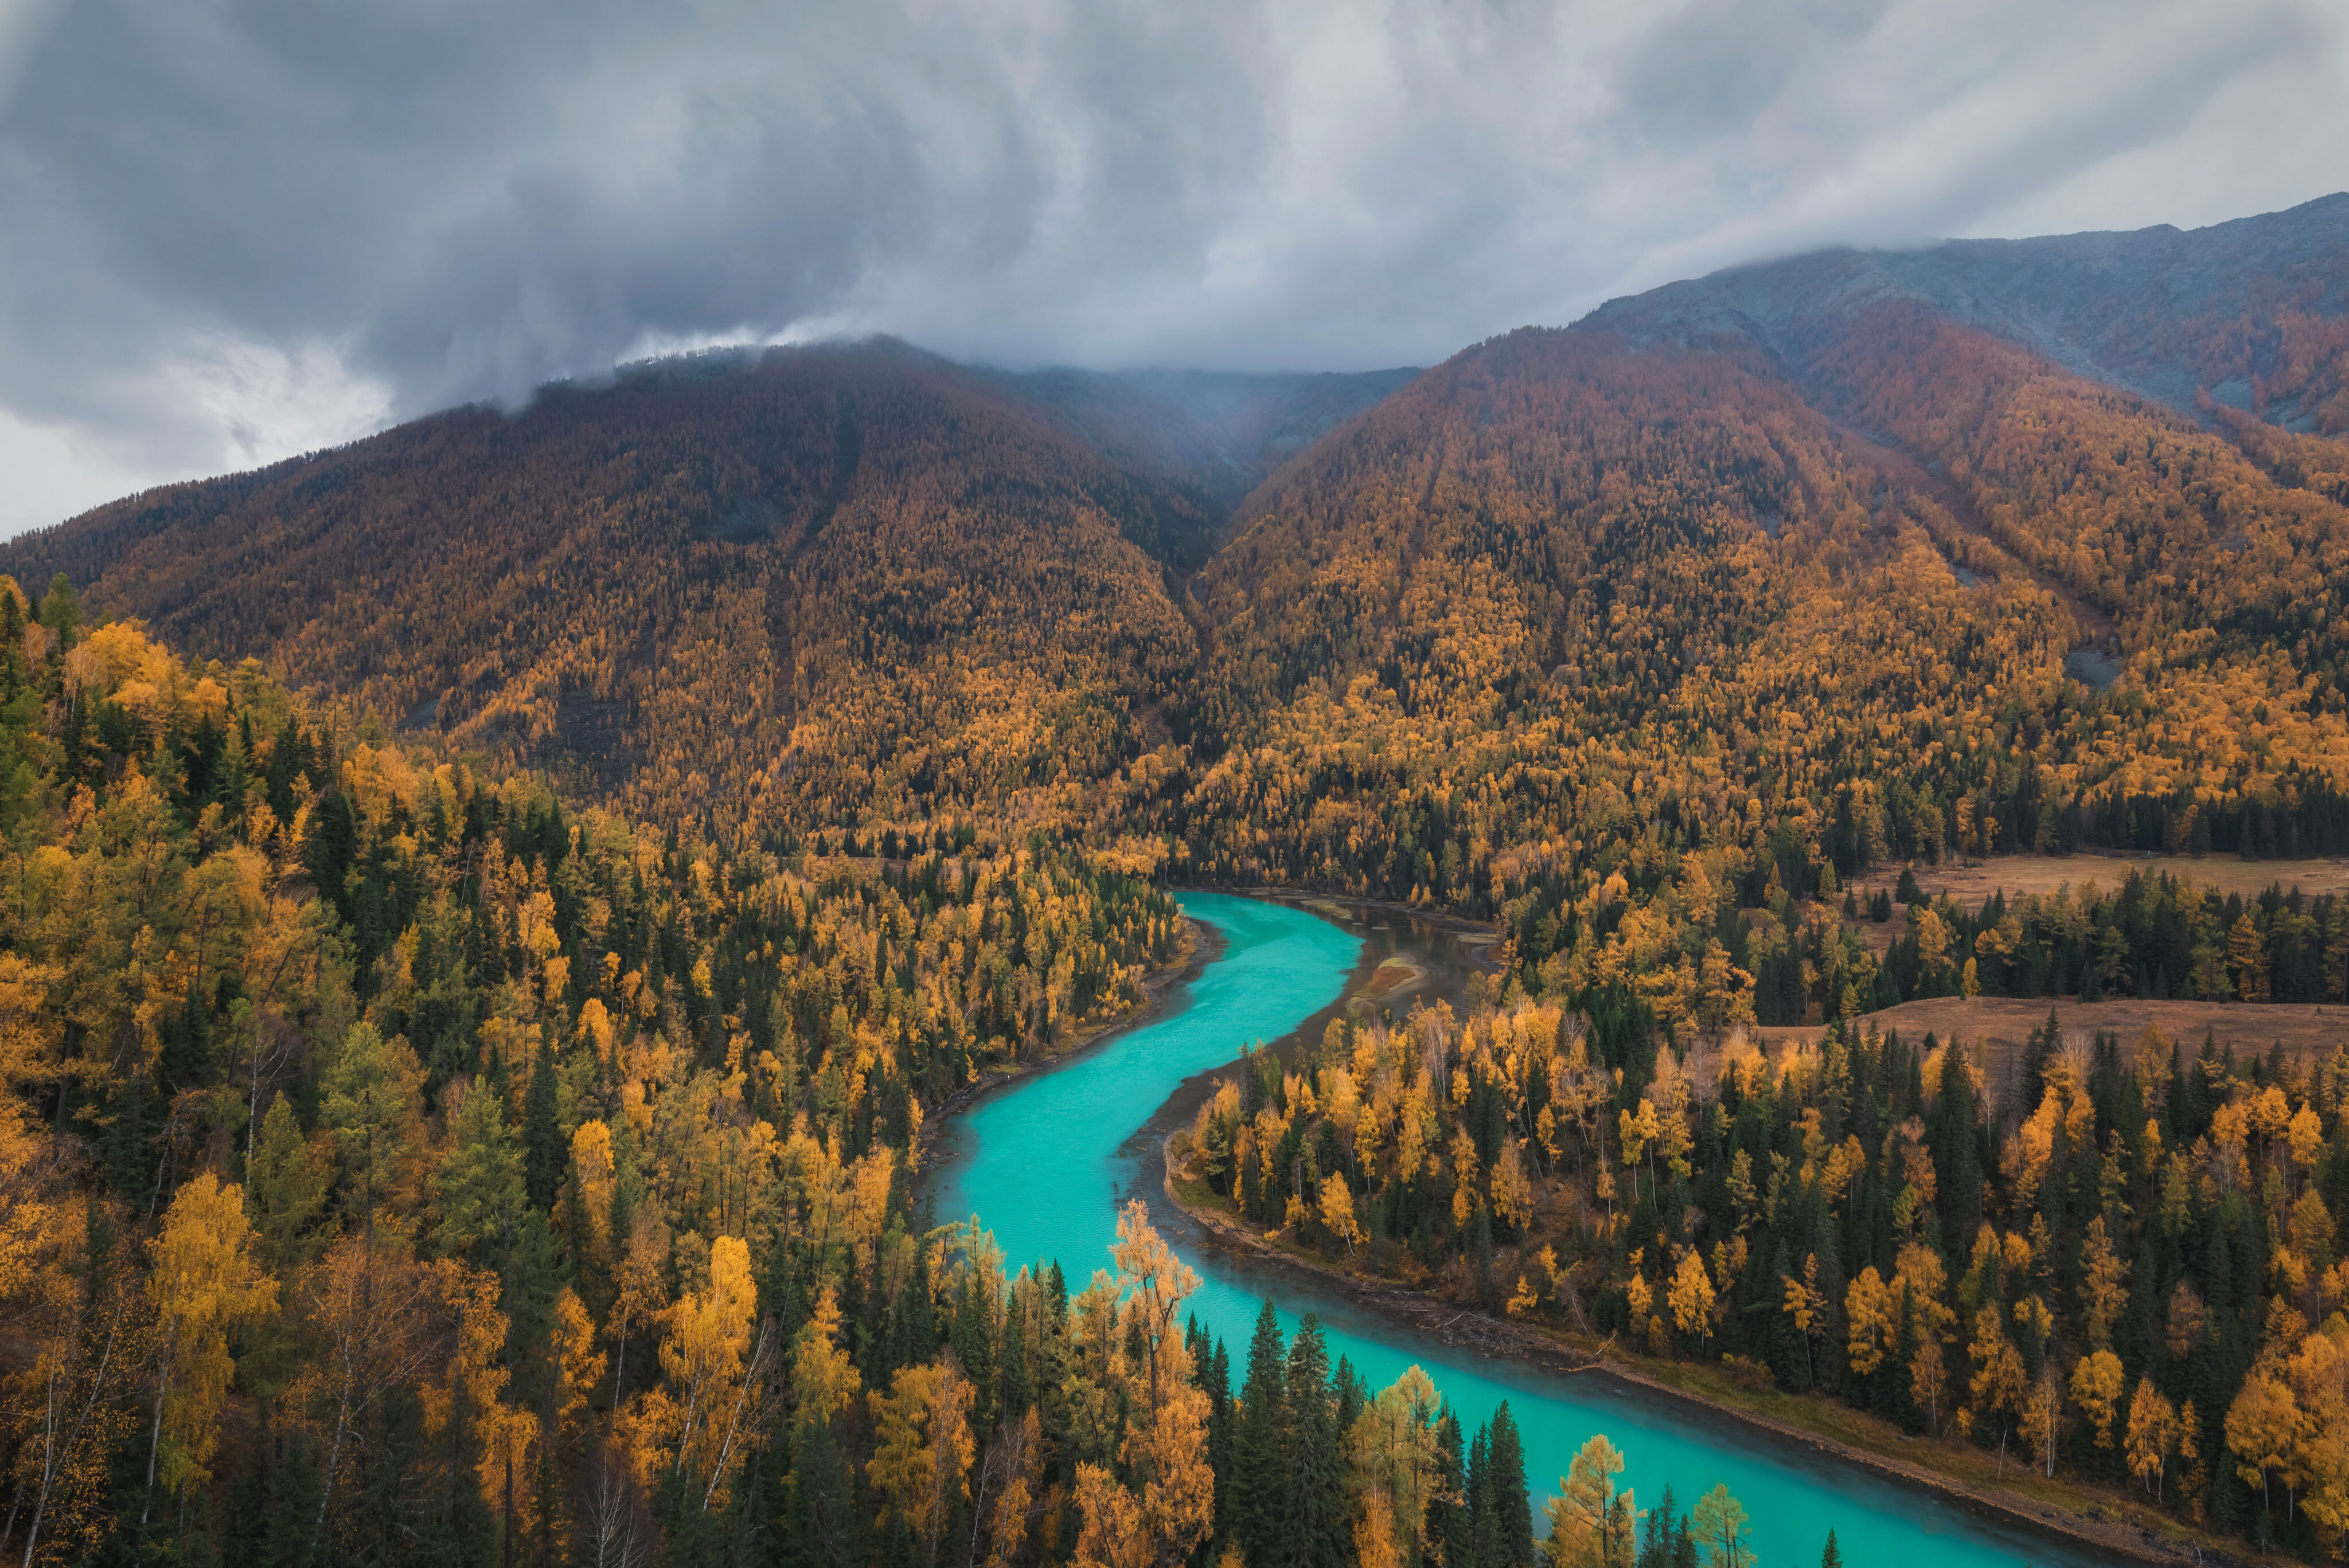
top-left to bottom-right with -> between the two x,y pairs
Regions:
932,893 -> 2105,1568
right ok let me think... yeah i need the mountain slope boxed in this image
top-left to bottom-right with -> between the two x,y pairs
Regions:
1585,191 -> 2349,431
1572,199 -> 2349,702
1187,328 -> 2098,898
999,365 -> 1423,566
0,342 -> 1219,839
11,198 -> 2349,1015
1179,202 -> 2349,1020
1,345 -> 1428,843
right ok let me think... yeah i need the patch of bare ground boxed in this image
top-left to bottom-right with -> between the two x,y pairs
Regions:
1761,996 -> 2349,1112
1361,957 -> 1427,999
1851,853 -> 2349,915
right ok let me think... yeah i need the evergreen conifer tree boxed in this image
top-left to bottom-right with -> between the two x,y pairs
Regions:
1637,1483 -> 1677,1568
36,572 -> 79,643
1930,1043 -> 1984,1242
432,1074 -> 529,1266
262,1432 -> 323,1568
1281,1315 -> 1349,1568
1486,1402 -> 1534,1568
1335,1353 -> 1367,1438
1468,1420 -> 1494,1568
524,1034 -> 561,1209
1430,1409 -> 1473,1568
1204,1334 -> 1236,1546
785,1411 -> 856,1568
1232,1300 -> 1289,1568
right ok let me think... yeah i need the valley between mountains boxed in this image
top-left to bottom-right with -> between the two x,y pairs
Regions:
0,196 -> 2344,1566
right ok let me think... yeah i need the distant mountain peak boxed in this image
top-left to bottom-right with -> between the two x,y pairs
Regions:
1578,193 -> 2349,428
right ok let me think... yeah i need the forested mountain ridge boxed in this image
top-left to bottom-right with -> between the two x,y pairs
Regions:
1176,195 -> 2349,1035
8,202 -> 2349,1037
0,343 -> 1242,846
1583,192 -> 2349,433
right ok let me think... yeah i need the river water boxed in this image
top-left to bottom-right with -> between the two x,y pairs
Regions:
930,893 -> 2102,1568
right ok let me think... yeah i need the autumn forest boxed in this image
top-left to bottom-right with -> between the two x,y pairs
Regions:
0,198 -> 2347,1566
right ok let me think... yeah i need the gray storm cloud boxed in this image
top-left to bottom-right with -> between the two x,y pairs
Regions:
0,0 -> 2343,533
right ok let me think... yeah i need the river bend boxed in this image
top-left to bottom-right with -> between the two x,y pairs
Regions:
931,893 -> 2101,1568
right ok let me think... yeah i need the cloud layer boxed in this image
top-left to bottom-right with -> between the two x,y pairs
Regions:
1,0 -> 2343,534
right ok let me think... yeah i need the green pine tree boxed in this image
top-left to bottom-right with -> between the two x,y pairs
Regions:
1334,1354 -> 1367,1438
1485,1402 -> 1533,1568
782,1410 -> 856,1568
1232,1300 -> 1289,1568
1430,1408 -> 1473,1568
318,1020 -> 424,1238
524,1033 -> 561,1210
1930,1041 -> 1984,1243
262,1431 -> 324,1568
1469,1417 -> 1497,1568
1637,1483 -> 1677,1568
246,1093 -> 331,1272
36,572 -> 79,644
1280,1315 -> 1348,1568
432,1077 -> 529,1266
1197,1325 -> 1236,1548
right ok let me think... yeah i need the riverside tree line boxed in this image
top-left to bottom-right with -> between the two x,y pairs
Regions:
1182,986 -> 2349,1560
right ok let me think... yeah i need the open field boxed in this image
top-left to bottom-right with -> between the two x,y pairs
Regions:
1849,853 -> 2349,914
1761,996 -> 2349,1108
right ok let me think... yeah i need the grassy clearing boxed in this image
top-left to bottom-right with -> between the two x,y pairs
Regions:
1761,995 -> 2349,1084
1852,853 -> 2349,913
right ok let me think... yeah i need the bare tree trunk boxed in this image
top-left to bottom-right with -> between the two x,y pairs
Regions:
964,1442 -> 996,1568
540,1365 -> 559,1568
504,1447 -> 516,1568
314,1334 -> 356,1537
25,1284 -> 131,1568
19,1366 -> 62,1568
140,1351 -> 174,1526
588,1454 -> 646,1568
313,1251 -> 372,1544
700,1319 -> 772,1511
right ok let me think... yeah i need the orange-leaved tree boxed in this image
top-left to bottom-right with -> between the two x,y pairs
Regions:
142,1173 -> 276,1519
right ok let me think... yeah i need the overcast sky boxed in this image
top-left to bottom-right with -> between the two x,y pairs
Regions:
1,0 -> 2343,537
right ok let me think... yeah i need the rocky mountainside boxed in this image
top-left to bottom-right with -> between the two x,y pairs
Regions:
1585,192 -> 2349,431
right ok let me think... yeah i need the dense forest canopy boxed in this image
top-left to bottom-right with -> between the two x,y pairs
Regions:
0,576 -> 1214,1564
0,195 -> 2346,1565
1174,992 -> 2349,1557
0,343 -> 1235,847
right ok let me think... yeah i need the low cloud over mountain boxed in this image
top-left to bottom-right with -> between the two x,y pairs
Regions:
1,0 -> 2343,531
